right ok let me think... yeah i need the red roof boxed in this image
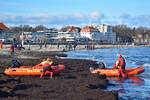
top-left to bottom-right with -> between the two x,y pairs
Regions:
80,26 -> 98,32
67,26 -> 75,32
0,22 -> 10,30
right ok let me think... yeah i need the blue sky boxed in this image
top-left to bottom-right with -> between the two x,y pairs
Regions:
0,0 -> 150,28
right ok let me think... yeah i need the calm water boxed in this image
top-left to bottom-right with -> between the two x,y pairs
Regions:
66,47 -> 150,100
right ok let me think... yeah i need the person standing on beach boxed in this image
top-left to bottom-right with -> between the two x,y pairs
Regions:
73,43 -> 77,50
0,42 -> 3,49
10,44 -> 14,55
114,54 -> 126,77
44,41 -> 47,48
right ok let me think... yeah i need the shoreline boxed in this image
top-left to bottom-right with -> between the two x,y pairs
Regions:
0,45 -> 119,100
0,44 -> 143,52
0,44 -> 146,100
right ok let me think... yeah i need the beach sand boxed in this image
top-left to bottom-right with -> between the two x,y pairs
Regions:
0,44 -> 120,100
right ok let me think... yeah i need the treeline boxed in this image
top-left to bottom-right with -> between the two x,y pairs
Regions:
10,25 -> 58,32
112,25 -> 150,42
9,24 -> 150,43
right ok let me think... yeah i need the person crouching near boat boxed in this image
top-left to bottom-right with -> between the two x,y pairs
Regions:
114,54 -> 126,77
40,58 -> 54,79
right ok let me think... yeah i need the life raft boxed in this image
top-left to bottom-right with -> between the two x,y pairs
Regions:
4,65 -> 65,76
90,67 -> 144,77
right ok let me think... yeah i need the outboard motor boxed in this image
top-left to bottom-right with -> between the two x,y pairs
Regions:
10,59 -> 22,68
97,62 -> 105,69
89,62 -> 105,72
89,67 -> 94,72
92,62 -> 105,70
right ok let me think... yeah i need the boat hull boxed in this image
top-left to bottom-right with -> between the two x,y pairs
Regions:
4,65 -> 65,76
91,67 -> 144,77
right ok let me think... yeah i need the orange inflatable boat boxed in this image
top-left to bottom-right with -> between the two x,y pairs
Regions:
4,65 -> 65,76
90,67 -> 144,77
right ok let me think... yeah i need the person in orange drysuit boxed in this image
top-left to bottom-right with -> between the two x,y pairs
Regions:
114,54 -> 126,77
40,58 -> 54,79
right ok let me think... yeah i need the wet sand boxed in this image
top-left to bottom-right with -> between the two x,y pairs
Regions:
0,46 -> 118,100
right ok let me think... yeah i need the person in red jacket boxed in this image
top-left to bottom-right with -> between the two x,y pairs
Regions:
40,59 -> 54,79
10,45 -> 14,55
114,54 -> 126,77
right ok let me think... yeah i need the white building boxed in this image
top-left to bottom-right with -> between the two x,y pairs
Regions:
80,26 -> 103,40
80,25 -> 116,43
57,32 -> 75,42
45,31 -> 58,42
98,24 -> 116,43
57,26 -> 80,42
23,32 -> 32,40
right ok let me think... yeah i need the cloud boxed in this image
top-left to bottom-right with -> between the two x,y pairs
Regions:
90,12 -> 104,20
0,12 -> 102,26
1,12 -> 150,28
129,15 -> 150,27
118,14 -> 150,27
119,13 -> 131,19
90,12 -> 105,24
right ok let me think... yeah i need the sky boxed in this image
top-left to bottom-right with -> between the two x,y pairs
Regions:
0,0 -> 150,28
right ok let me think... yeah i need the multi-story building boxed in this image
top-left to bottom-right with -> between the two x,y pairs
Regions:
80,26 -> 103,41
80,24 -> 116,43
99,24 -> 112,33
22,32 -> 32,40
57,26 -> 80,42
98,24 -> 116,43
45,31 -> 58,42
0,22 -> 13,42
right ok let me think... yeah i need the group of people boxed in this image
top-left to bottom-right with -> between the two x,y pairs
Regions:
9,53 -> 126,79
40,54 -> 127,79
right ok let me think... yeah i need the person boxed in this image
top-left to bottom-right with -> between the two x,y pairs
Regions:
113,54 -> 126,77
40,58 -> 54,79
10,44 -> 14,55
39,41 -> 42,49
0,42 -> 3,49
44,41 -> 47,48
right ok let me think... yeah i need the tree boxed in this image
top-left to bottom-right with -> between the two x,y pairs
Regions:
112,25 -> 134,42
34,25 -> 48,31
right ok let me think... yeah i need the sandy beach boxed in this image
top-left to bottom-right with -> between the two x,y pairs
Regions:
0,44 -> 135,100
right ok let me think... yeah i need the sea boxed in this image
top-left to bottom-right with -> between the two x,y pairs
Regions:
65,46 -> 150,100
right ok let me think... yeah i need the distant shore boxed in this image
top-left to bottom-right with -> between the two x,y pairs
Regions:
0,44 -> 143,53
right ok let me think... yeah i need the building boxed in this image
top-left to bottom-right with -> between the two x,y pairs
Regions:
0,22 -> 13,42
22,32 -> 32,40
98,24 -> 116,43
57,26 -> 80,42
45,31 -> 58,42
80,24 -> 116,43
0,22 -> 10,32
25,31 -> 59,42
80,26 -> 102,41
99,24 -> 112,33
